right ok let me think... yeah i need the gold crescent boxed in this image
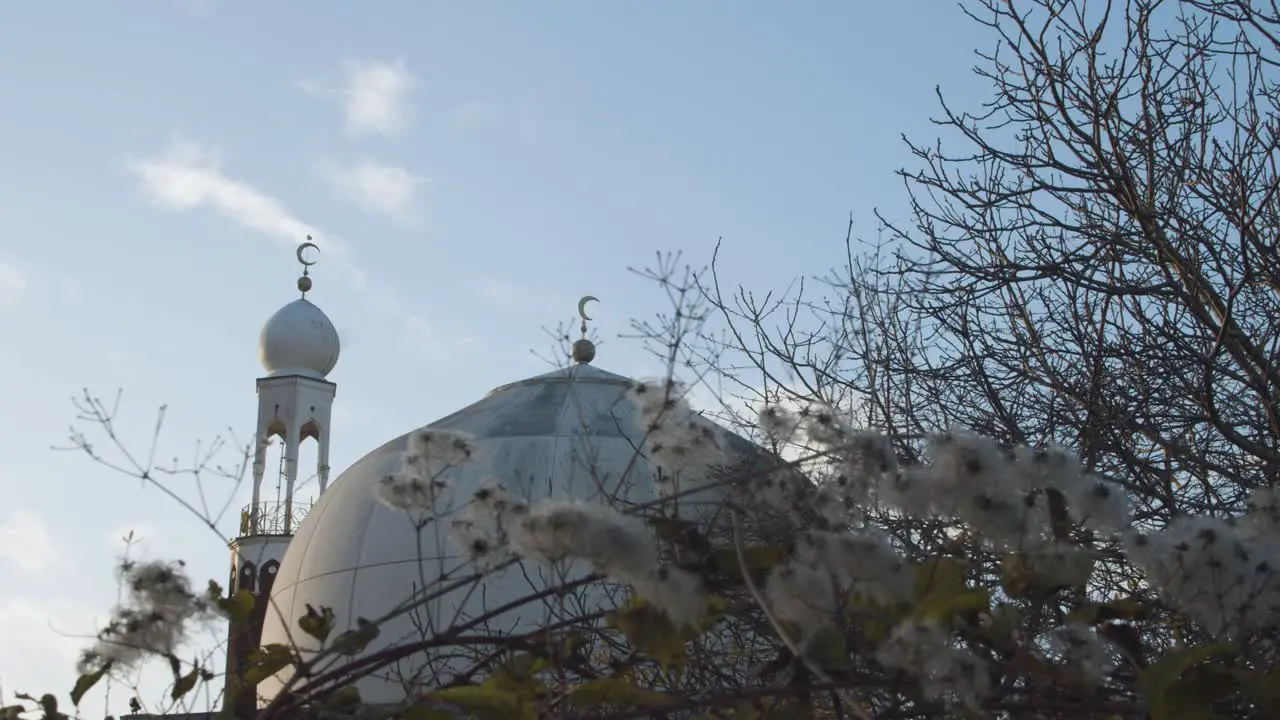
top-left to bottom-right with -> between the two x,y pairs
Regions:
577,295 -> 599,321
296,241 -> 320,267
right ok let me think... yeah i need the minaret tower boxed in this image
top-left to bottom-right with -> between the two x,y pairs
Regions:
225,238 -> 341,716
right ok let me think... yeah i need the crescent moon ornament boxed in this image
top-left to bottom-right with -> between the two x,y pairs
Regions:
577,295 -> 599,321
297,239 -> 320,268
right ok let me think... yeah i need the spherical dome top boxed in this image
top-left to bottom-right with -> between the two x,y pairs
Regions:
258,298 -> 340,379
257,363 -> 764,706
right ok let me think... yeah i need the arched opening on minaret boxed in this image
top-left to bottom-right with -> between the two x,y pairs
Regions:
295,419 -> 324,506
258,420 -> 289,533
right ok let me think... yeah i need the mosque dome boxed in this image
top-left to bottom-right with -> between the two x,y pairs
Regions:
256,358 -> 764,706
258,297 -> 340,379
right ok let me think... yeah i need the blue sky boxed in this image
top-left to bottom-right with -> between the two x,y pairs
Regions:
0,0 -> 989,713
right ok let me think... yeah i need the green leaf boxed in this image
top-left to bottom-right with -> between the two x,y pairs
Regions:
217,589 -> 256,624
757,697 -> 817,718
911,557 -> 989,621
1160,664 -> 1240,720
170,664 -> 201,701
1138,643 -> 1237,719
323,685 -> 362,711
241,643 -> 295,687
1000,548 -> 1095,598
703,593 -> 730,625
489,652 -> 549,694
570,677 -> 672,709
399,705 -> 459,720
803,628 -> 850,670
914,588 -> 991,622
1068,596 -> 1150,625
608,600 -> 690,675
298,604 -> 337,644
979,603 -> 1021,649
914,557 -> 969,599
331,617 -> 380,656
427,685 -> 534,720
37,694 -> 59,720
1235,667 -> 1280,717
713,545 -> 785,582
70,666 -> 109,706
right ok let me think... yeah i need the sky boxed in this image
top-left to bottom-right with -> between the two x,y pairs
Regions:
0,1 -> 991,714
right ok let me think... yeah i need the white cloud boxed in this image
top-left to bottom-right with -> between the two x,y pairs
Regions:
0,509 -> 61,573
470,277 -> 547,311
0,596 -> 94,660
446,100 -> 541,145
448,100 -> 502,135
128,139 -> 471,363
403,316 -> 478,363
343,59 -> 414,138
292,76 -> 330,98
0,596 -> 99,699
0,261 -> 25,304
315,159 -> 425,223
128,139 -> 363,287
131,142 -> 291,226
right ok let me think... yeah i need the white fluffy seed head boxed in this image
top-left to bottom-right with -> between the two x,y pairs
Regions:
629,380 -> 729,478
877,619 -> 989,712
376,470 -> 451,515
1063,474 -> 1130,533
1125,517 -> 1280,638
408,428 -> 476,467
1012,445 -> 1082,493
632,564 -> 705,628
793,529 -> 912,605
799,403 -> 853,447
78,560 -> 218,674
758,404 -> 802,443
448,482 -> 528,566
1039,621 -> 1117,687
1247,486 -> 1280,537
764,561 -> 838,644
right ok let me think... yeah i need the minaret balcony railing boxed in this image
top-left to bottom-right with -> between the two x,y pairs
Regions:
240,501 -> 312,537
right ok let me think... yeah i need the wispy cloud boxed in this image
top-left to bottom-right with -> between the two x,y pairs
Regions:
0,260 -> 25,303
0,509 -> 61,573
446,100 -> 541,145
0,596 -> 100,700
292,76 -> 330,98
448,100 -> 502,135
130,141 -> 324,243
469,277 -> 564,319
343,59 -> 414,138
315,159 -> 425,224
127,138 -> 472,361
0,596 -> 92,658
404,316 -> 479,363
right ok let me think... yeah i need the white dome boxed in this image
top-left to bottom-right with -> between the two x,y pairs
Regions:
258,298 -> 340,379
257,363 -> 762,706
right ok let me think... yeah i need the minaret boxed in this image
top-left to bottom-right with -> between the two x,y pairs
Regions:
225,238 -> 340,717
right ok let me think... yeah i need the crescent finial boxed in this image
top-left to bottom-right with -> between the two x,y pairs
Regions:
297,237 -> 320,268
296,236 -> 320,298
572,296 -> 599,364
